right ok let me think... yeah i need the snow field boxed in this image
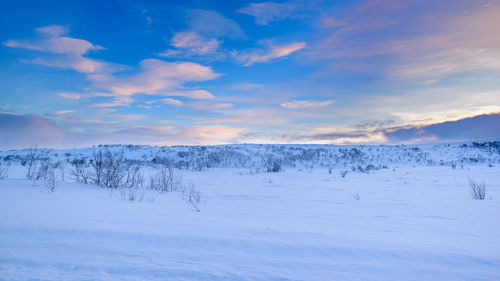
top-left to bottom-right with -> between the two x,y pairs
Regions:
1,164 -> 499,280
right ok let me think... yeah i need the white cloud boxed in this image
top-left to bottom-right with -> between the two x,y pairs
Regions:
108,114 -> 146,121
31,56 -> 110,73
280,99 -> 335,109
187,101 -> 233,111
159,32 -> 220,57
58,92 -> 82,100
351,88 -> 500,127
237,2 -> 297,25
6,26 -> 220,108
235,42 -> 306,66
4,27 -> 103,55
35,25 -> 69,36
88,59 -> 221,106
161,98 -> 184,106
157,49 -> 182,57
56,110 -> 75,115
89,96 -> 134,108
3,25 -> 116,73
164,90 -> 215,99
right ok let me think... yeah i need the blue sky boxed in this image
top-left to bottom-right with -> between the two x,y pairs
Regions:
1,0 -> 499,149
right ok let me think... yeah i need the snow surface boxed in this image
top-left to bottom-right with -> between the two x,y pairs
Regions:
1,143 -> 500,280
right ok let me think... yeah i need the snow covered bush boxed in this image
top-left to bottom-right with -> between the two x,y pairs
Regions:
468,178 -> 486,200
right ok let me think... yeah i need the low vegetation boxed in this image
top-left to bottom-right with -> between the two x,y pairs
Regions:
468,177 -> 486,200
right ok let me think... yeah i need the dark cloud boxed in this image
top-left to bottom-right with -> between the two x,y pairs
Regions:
0,113 -> 247,149
383,113 -> 500,143
0,113 -> 69,150
0,113 -> 132,149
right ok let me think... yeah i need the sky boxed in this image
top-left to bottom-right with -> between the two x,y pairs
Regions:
1,0 -> 499,149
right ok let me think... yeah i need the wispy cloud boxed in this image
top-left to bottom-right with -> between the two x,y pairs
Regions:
108,114 -> 147,121
4,25 -> 120,73
89,97 -> 134,108
56,110 -> 75,115
280,99 -> 335,109
237,2 -> 298,25
88,59 -> 221,107
163,90 -> 215,99
186,9 -> 245,39
158,31 -> 220,57
312,1 -> 500,80
161,98 -> 184,106
159,9 -> 245,60
58,92 -> 82,100
186,101 -> 233,111
0,112 -> 249,149
5,25 -> 221,110
234,41 -> 306,66
316,15 -> 344,29
347,88 -> 500,127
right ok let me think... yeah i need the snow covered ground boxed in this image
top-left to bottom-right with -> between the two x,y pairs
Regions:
1,144 -> 500,280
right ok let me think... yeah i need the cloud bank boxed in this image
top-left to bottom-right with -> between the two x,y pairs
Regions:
2,112 -> 498,150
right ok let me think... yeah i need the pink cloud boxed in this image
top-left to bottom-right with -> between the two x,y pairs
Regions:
234,41 -> 306,66
311,0 -> 500,80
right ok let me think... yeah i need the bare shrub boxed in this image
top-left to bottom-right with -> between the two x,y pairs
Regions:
70,157 -> 90,184
58,164 -> 65,182
352,193 -> 360,200
43,168 -> 57,192
101,149 -> 126,188
25,146 -> 38,180
124,164 -> 145,189
89,148 -> 105,185
27,156 -> 52,184
33,159 -> 51,183
0,162 -> 10,180
181,183 -> 201,212
119,186 -> 145,202
468,177 -> 486,200
75,147 -> 127,188
150,166 -> 181,192
114,164 -> 147,202
340,170 -> 348,178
